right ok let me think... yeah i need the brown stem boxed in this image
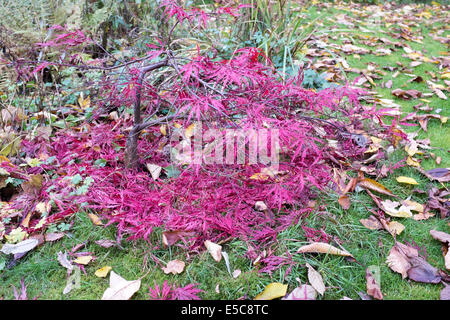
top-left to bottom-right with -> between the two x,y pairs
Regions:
125,59 -> 169,168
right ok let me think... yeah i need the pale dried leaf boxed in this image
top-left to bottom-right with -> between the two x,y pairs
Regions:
282,284 -> 317,300
57,251 -> 73,271
366,268 -> 383,300
297,242 -> 353,257
430,230 -> 450,244
162,260 -> 185,275
146,163 -> 162,180
95,239 -> 116,248
0,238 -> 39,255
306,263 -> 325,296
360,216 -> 383,230
45,232 -> 65,242
101,271 -> 141,300
204,240 -> 222,262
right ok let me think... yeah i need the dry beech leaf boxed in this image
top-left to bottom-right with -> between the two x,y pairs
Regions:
402,200 -> 424,213
417,167 -> 450,183
162,259 -> 185,275
413,211 -> 435,221
232,269 -> 241,279
88,213 -> 103,226
434,88 -> 448,100
396,176 -> 419,185
101,271 -> 141,300
386,221 -> 405,236
297,242 -> 353,258
407,261 -> 441,284
366,268 -> 383,300
430,230 -> 450,270
162,230 -> 195,247
254,201 -> 268,211
95,266 -> 112,278
381,200 -> 413,218
282,284 -> 317,300
441,285 -> 450,300
95,239 -> 116,248
386,242 -> 418,279
360,216 -> 383,230
358,178 -> 395,197
57,251 -> 73,271
146,163 -> 162,180
45,232 -> 65,242
430,230 -> 450,244
204,240 -> 222,262
386,242 -> 441,283
73,255 -> 93,265
0,238 -> 39,255
338,195 -> 351,210
406,156 -> 421,168
254,283 -> 288,300
306,263 -> 325,296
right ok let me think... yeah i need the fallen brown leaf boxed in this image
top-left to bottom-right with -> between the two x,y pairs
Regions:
306,263 -> 325,296
366,268 -> 383,300
162,259 -> 185,275
297,242 -> 353,257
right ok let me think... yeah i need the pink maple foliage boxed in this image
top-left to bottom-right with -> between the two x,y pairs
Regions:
148,280 -> 203,300
3,0 -> 402,269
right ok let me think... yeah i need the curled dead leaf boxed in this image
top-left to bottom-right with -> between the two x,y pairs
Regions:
306,263 -> 325,296
101,271 -> 141,300
204,240 -> 222,262
366,268 -> 383,300
297,242 -> 353,258
358,178 -> 395,197
162,259 -> 185,275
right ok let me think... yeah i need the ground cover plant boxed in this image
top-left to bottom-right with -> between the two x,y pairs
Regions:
0,0 -> 448,300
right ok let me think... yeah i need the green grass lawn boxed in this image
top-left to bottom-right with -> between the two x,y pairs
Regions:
0,2 -> 448,300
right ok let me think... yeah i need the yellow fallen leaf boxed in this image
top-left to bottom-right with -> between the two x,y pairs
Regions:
0,155 -> 10,163
254,283 -> 288,300
406,156 -> 421,168
405,143 -> 418,157
74,255 -> 93,265
184,123 -> 197,139
386,221 -> 405,236
396,176 -> 419,185
402,200 -> 424,213
297,242 -> 353,257
78,95 -> 91,110
88,213 -> 103,226
160,125 -> 167,136
21,212 -> 32,228
381,200 -> 413,218
35,202 -> 51,214
95,266 -> 112,278
407,52 -> 422,60
358,178 -> 395,197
